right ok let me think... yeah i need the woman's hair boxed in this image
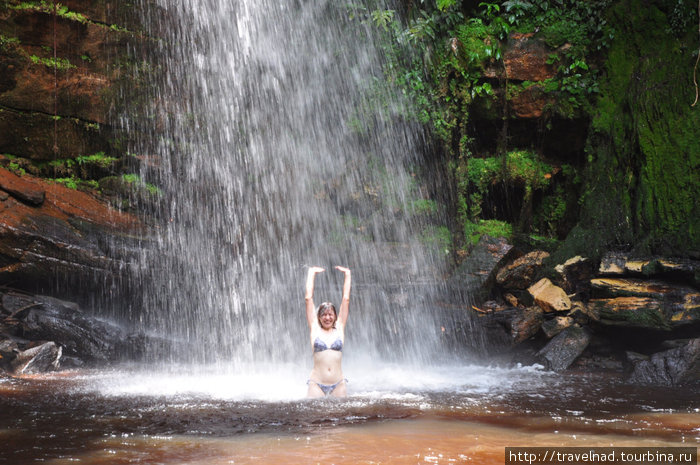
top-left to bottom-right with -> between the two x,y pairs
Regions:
317,301 -> 337,327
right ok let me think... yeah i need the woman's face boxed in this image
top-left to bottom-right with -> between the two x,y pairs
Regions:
319,308 -> 336,329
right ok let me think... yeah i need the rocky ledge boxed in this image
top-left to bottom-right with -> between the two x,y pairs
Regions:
448,236 -> 700,386
0,289 -> 149,375
0,167 -> 144,296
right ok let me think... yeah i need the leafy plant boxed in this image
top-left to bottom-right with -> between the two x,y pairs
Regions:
29,54 -> 75,70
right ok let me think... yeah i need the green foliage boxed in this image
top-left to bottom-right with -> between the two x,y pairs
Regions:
555,0 -> 700,260
29,54 -> 75,70
437,0 -> 458,12
420,225 -> 452,253
411,198 -> 439,216
534,184 -> 567,234
11,2 -> 88,23
50,176 -> 98,190
75,152 -> 118,168
121,173 -> 162,196
121,173 -> 140,184
8,161 -> 26,176
0,35 -> 21,51
463,219 -> 513,244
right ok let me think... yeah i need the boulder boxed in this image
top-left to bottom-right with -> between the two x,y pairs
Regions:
554,255 -> 594,295
590,277 -> 696,300
627,339 -> 700,386
588,297 -> 670,330
598,252 -> 631,275
567,301 -> 597,324
10,341 -> 61,374
542,316 -> 574,338
599,253 -> 699,285
0,167 -> 45,206
510,306 -> 544,344
496,250 -> 549,289
528,278 -> 571,313
536,326 -> 590,372
449,235 -> 517,303
20,295 -> 126,362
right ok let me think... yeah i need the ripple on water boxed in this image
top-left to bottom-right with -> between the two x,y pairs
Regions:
0,364 -> 698,464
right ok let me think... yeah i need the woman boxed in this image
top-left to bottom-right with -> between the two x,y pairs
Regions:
305,265 -> 351,398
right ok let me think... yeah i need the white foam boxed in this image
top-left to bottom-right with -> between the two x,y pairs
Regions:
75,362 -> 552,403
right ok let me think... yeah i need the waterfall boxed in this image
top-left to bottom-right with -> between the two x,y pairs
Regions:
125,0 -> 455,366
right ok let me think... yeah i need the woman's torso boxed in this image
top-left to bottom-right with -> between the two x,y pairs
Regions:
309,326 -> 344,383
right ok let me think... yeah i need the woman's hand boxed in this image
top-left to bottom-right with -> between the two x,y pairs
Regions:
335,266 -> 351,326
309,266 -> 326,274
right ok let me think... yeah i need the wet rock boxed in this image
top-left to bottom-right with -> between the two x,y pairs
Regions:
554,256 -> 594,296
599,253 -> 699,285
568,301 -> 597,324
449,235 -> 517,303
627,338 -> 700,386
20,295 -> 126,362
590,277 -> 696,300
598,252 -> 631,275
542,316 -> 574,338
588,297 -> 670,330
510,307 -> 544,344
0,339 -> 19,370
0,172 -> 144,295
484,33 -> 556,82
504,293 -> 520,307
536,326 -> 590,372
496,250 -> 549,289
509,84 -> 555,119
0,108 -> 111,160
528,278 -> 571,313
11,341 -> 61,374
0,167 -> 45,206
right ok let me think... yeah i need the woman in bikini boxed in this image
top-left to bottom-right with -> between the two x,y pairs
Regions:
305,265 -> 351,398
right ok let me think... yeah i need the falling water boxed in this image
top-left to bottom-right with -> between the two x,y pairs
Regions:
125,0 -> 454,366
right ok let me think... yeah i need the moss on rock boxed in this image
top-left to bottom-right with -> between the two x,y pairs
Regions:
556,0 -> 700,261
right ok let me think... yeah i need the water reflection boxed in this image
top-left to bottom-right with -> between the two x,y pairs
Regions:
1,365 -> 698,464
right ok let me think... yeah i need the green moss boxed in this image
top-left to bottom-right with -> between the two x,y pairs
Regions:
463,219 -> 513,245
411,198 -> 439,216
0,35 -> 21,51
420,225 -> 452,253
10,2 -> 88,23
7,161 -> 26,176
29,54 -> 76,70
49,176 -> 97,190
558,0 -> 700,259
75,152 -> 118,168
121,174 -> 162,196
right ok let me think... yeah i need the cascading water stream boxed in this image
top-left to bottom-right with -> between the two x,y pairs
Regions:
126,0 -> 458,370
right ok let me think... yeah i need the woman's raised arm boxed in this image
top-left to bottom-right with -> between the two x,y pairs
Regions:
305,266 -> 325,328
335,266 -> 351,327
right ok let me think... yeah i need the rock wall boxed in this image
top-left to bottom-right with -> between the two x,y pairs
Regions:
0,1 -> 152,299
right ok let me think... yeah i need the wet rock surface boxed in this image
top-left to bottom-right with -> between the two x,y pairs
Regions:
0,170 -> 144,296
0,289 -> 147,375
451,244 -> 700,385
449,235 -> 517,303
627,338 -> 700,386
536,326 -> 590,372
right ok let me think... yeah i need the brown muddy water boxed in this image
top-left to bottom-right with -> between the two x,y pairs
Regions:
0,364 -> 697,464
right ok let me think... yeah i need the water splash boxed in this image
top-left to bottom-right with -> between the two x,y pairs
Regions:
124,0 -> 455,365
